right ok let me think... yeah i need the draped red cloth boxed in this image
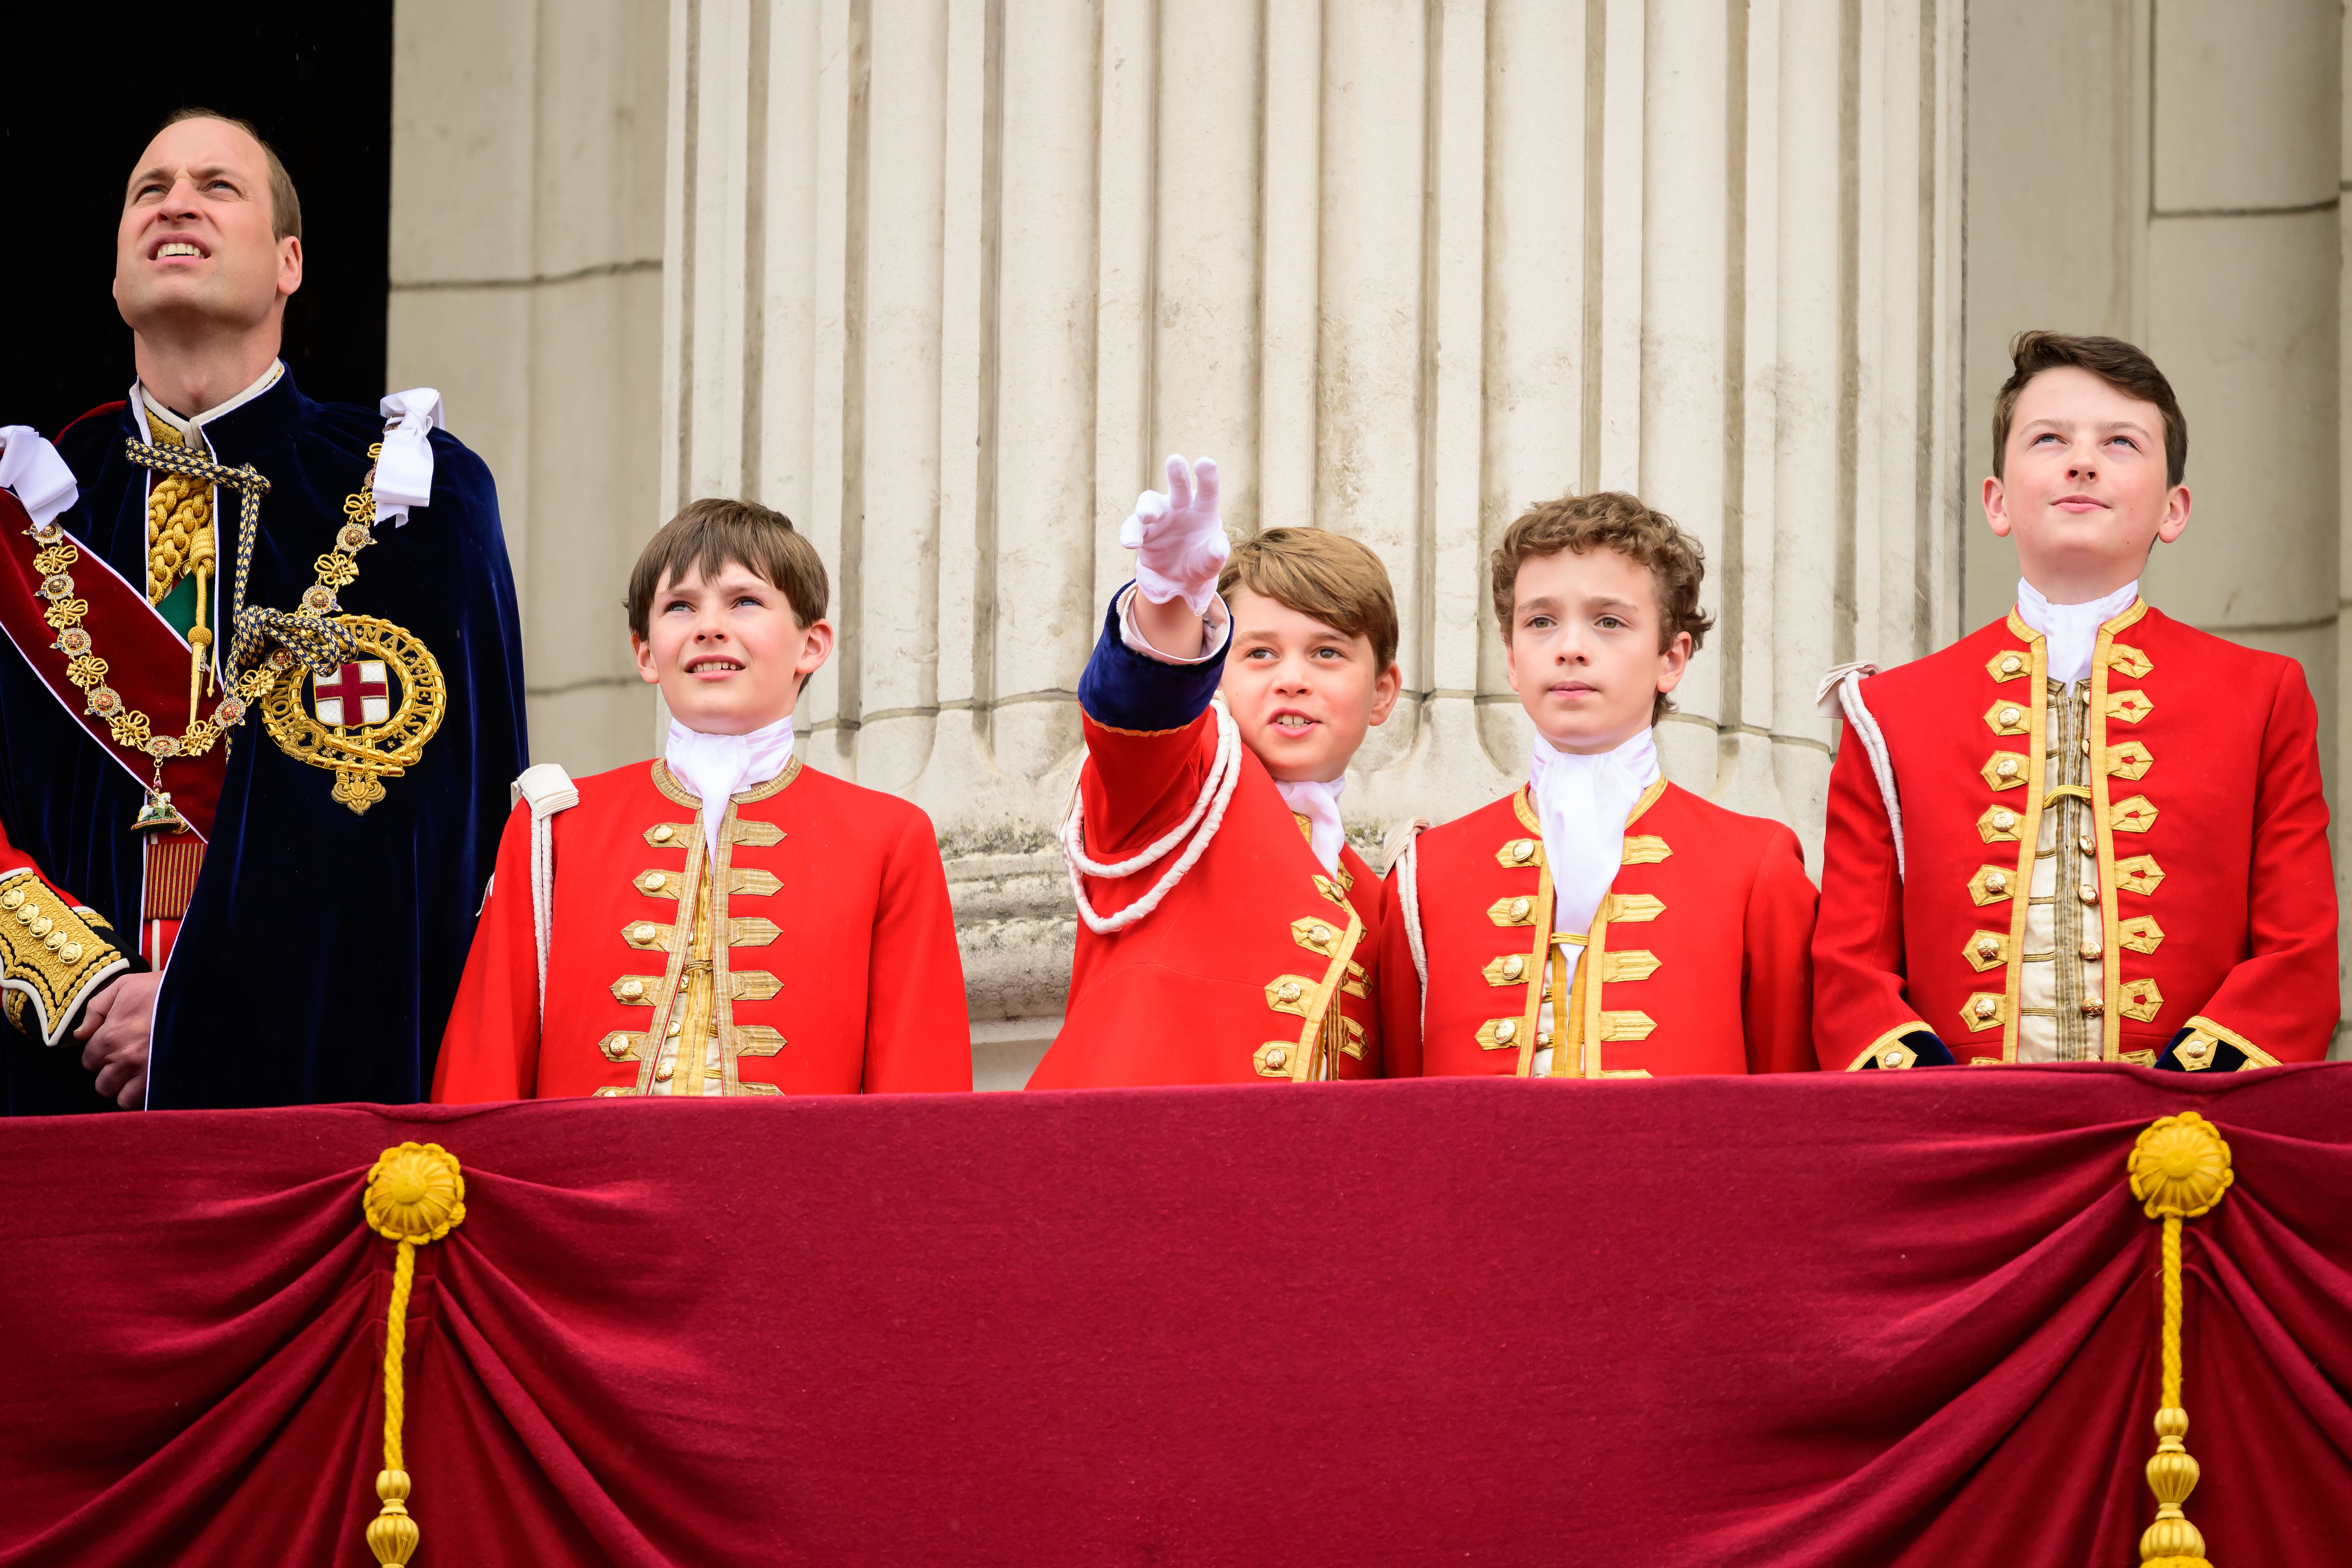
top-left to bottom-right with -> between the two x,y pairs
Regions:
4,1067 -> 2350,1566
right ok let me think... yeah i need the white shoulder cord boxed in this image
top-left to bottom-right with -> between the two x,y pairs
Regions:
1814,662 -> 1903,879
1380,818 -> 1434,1036
511,763 -> 581,1015
1061,698 -> 1244,934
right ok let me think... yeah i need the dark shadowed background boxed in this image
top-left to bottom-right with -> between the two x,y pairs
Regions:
0,1 -> 392,436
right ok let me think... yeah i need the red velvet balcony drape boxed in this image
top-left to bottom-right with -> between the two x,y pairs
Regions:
3,1067 -> 2349,1566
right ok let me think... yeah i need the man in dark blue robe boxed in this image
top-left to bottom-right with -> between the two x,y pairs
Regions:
0,110 -> 524,1112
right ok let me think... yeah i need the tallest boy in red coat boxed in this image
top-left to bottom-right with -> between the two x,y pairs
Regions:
1815,332 -> 2337,1072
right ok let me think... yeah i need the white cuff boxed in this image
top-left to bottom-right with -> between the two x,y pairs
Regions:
1117,584 -> 1231,665
374,388 -> 444,526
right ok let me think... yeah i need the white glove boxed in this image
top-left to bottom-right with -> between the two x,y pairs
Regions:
1119,454 -> 1230,614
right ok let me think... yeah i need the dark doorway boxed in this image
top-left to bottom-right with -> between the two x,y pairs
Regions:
0,2 -> 393,437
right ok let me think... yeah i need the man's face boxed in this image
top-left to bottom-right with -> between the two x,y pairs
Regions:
1984,365 -> 2189,595
114,117 -> 301,338
1217,588 -> 1402,784
1504,547 -> 1688,755
631,561 -> 833,736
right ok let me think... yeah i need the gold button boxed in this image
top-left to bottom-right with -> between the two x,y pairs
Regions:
656,1059 -> 675,1082
2080,737 -> 2090,755
28,917 -> 50,938
2077,881 -> 2098,905
1502,955 -> 1525,981
1509,897 -> 1532,921
2080,997 -> 2104,1016
2001,655 -> 2022,674
13,903 -> 34,923
633,922 -> 658,942
668,1017 -> 683,1037
1976,937 -> 1999,959
1495,1019 -> 1517,1043
646,872 -> 668,891
2079,939 -> 2101,961
1996,758 -> 2019,778
1535,1027 -> 1552,1046
1999,706 -> 2020,725
1510,839 -> 1534,863
0,889 -> 20,909
2182,1039 -> 2210,1060
1263,1046 -> 1289,1070
652,825 -> 675,843
2078,833 -> 2095,854
1986,872 -> 2007,892
620,979 -> 645,1000
1993,810 -> 2015,830
1975,997 -> 1997,1019
1310,924 -> 1331,944
60,942 -> 82,962
1882,1047 -> 1905,1066
1278,981 -> 1302,1003
42,931 -> 63,951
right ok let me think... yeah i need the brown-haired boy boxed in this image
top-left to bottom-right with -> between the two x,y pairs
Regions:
1027,456 -> 1402,1086
1378,492 -> 1816,1079
434,498 -> 971,1100
1815,332 -> 2336,1072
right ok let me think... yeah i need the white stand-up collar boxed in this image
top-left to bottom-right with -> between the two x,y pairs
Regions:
1528,727 -> 1661,938
1273,776 -> 1347,874
2016,577 -> 2139,686
664,712 -> 796,856
132,360 -> 284,447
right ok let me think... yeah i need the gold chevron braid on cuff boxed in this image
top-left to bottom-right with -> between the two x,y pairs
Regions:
0,872 -> 129,1047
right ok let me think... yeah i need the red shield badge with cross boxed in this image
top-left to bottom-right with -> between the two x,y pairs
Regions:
314,660 -> 393,728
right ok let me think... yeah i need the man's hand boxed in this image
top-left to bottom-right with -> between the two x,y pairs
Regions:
75,972 -> 160,1109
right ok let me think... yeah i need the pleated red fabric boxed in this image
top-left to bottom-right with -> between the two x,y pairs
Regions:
4,1067 -> 2349,1566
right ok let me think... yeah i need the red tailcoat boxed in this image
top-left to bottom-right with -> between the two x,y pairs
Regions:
1379,781 -> 1817,1078
1813,601 -> 2338,1071
0,817 -> 131,1051
1026,710 -> 1384,1088
434,757 -> 971,1100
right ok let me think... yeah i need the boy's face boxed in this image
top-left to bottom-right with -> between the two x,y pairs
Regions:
1504,547 -> 1688,755
1218,588 -> 1402,784
1984,365 -> 2190,600
632,561 -> 833,735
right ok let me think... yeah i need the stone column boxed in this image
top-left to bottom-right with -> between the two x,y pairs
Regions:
388,0 -> 669,775
663,0 -> 1968,1076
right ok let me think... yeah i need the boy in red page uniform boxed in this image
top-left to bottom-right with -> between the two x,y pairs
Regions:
434,498 -> 970,1100
1028,457 -> 1401,1086
1379,493 -> 1816,1080
1816,332 -> 2336,1072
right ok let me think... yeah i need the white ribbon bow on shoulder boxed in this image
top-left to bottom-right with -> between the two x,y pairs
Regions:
0,427 -> 80,527
373,389 -> 444,527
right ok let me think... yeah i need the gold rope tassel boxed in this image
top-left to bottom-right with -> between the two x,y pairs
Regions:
2126,1112 -> 2234,1567
359,1143 -> 467,1567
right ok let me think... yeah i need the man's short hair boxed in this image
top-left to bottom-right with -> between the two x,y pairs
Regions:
1489,491 -> 1713,725
1216,527 -> 1399,668
1992,330 -> 2187,487
152,108 -> 304,242
626,497 -> 830,640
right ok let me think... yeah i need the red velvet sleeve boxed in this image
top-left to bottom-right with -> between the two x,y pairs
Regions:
431,802 -> 541,1103
2189,658 -> 2340,1062
1375,860 -> 1424,1078
862,804 -> 974,1093
1742,824 -> 1820,1074
1810,730 -> 1928,1069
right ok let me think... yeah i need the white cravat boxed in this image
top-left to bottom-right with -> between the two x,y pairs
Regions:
664,712 -> 796,857
1529,727 -> 1661,939
2016,577 -> 2139,686
1274,776 -> 1347,874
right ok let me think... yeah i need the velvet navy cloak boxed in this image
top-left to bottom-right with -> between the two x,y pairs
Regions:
0,371 -> 527,1111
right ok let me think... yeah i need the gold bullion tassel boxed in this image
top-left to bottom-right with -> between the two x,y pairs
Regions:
359,1143 -> 467,1566
2126,1112 -> 2234,1566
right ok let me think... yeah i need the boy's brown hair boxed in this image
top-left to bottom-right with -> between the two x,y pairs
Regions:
1217,527 -> 1399,668
152,108 -> 303,241
625,497 -> 830,640
1992,330 -> 2188,487
1489,491 -> 1713,724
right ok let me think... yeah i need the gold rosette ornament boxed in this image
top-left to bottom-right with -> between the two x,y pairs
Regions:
359,1143 -> 467,1566
2126,1112 -> 2233,1566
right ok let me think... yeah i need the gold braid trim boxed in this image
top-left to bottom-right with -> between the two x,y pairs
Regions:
359,1143 -> 466,1566
0,870 -> 130,1048
142,413 -> 213,603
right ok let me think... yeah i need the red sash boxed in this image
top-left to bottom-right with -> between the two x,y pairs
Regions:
0,486 -> 226,840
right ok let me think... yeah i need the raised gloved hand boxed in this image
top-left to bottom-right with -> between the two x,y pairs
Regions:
1120,455 -> 1230,614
